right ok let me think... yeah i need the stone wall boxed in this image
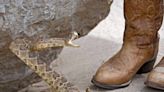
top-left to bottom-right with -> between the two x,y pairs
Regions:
0,0 -> 112,91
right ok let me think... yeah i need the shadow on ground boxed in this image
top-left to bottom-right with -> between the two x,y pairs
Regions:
52,35 -> 164,92
19,35 -> 164,92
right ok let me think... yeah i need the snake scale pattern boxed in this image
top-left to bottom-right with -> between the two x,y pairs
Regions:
9,32 -> 80,92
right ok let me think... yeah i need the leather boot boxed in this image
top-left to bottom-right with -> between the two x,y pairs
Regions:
92,0 -> 163,89
145,57 -> 164,90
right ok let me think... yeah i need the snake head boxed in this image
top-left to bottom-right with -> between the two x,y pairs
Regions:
65,31 -> 80,48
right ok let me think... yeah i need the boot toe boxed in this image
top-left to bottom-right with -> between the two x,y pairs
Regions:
146,70 -> 164,90
92,67 -> 131,89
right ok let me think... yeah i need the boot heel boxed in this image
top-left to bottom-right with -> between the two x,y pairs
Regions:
137,58 -> 156,74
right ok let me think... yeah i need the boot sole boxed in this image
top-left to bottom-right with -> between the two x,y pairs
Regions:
145,81 -> 164,90
91,78 -> 131,90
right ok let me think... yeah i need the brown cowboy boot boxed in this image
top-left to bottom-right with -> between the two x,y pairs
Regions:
145,57 -> 164,90
92,0 -> 163,89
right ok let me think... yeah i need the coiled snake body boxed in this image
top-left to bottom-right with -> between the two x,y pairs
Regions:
9,32 -> 80,92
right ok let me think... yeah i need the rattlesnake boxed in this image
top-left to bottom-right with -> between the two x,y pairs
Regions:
9,32 -> 81,92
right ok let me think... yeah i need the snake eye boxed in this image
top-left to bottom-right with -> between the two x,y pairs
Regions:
77,32 -> 81,36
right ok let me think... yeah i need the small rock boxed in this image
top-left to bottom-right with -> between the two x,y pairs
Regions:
0,16 -> 3,28
0,4 -> 5,15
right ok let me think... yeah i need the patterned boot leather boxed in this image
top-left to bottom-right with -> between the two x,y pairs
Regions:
92,0 -> 163,89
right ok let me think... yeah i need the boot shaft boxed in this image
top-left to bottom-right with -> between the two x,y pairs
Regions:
123,0 -> 163,46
